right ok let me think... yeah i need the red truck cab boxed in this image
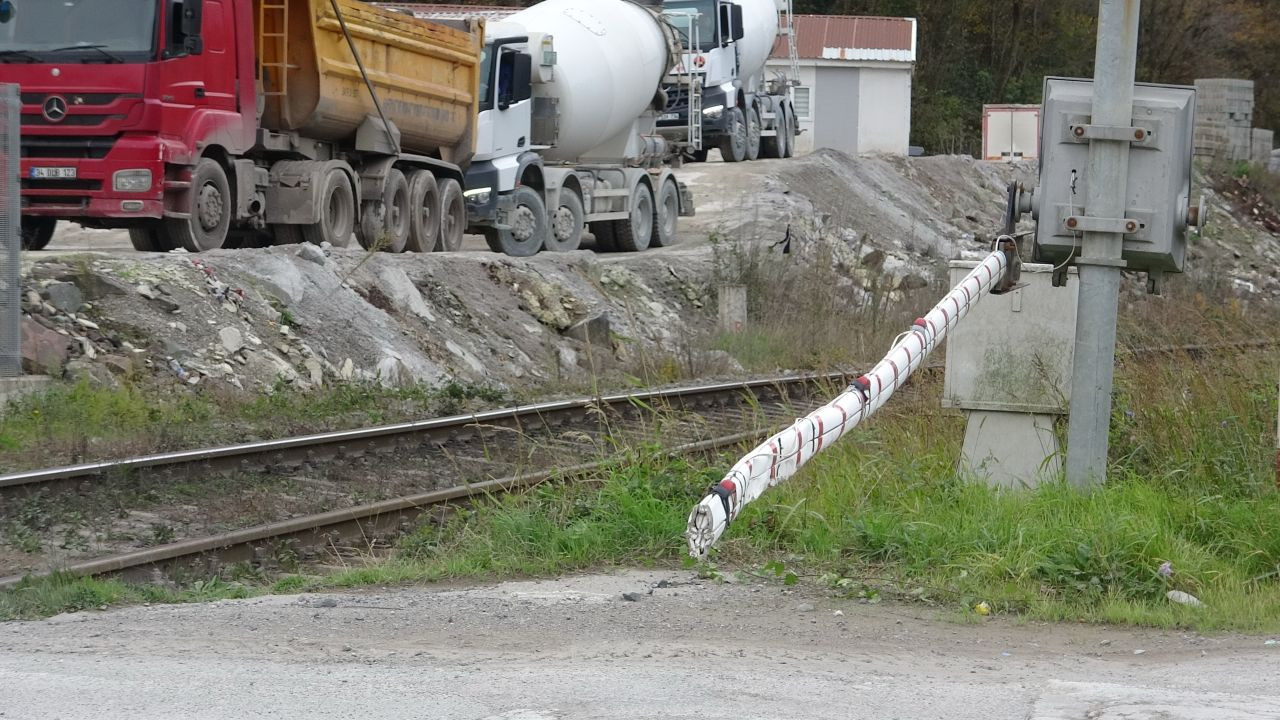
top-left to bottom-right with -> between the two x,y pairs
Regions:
2,0 -> 256,250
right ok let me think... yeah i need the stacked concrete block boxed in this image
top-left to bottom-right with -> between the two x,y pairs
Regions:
1271,149 -> 1280,174
1194,78 -> 1255,161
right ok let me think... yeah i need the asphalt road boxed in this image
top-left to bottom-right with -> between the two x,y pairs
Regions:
3,570 -> 1279,719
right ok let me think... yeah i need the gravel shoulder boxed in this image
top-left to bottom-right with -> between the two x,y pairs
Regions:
3,569 -> 1278,719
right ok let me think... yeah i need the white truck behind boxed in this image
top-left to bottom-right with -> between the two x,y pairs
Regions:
659,0 -> 800,163
410,0 -> 695,256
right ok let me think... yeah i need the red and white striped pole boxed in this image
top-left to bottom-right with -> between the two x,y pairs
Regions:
687,240 -> 1021,557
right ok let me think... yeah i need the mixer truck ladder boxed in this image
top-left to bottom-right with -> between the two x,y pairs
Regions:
257,0 -> 290,97
780,0 -> 799,85
685,20 -> 704,153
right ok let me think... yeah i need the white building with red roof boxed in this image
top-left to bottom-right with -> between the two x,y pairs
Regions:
767,14 -> 917,156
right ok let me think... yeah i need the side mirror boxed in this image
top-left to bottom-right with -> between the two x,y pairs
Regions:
513,53 -> 532,103
718,4 -> 731,46
182,0 -> 203,55
730,5 -> 745,41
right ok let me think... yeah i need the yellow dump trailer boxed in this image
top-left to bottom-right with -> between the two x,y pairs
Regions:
257,0 -> 483,166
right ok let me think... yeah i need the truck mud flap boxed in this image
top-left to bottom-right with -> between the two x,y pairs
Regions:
677,181 -> 695,217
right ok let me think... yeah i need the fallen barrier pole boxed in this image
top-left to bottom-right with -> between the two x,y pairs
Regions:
686,239 -> 1022,557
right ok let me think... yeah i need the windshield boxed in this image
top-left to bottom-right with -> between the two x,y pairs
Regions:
664,0 -> 717,53
0,0 -> 158,60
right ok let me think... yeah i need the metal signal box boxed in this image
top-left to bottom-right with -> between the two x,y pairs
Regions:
1032,77 -> 1198,276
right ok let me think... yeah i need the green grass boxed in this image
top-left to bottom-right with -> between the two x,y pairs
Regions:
0,573 -> 254,620
0,378 -> 505,471
4,288 -> 1277,631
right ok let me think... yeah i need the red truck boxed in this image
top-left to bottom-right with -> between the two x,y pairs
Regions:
3,0 -> 482,252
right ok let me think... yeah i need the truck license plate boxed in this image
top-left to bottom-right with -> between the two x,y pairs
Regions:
30,167 -> 77,180
659,113 -> 680,122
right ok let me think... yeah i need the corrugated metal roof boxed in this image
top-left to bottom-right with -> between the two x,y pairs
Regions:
772,15 -> 917,63
375,3 -> 521,20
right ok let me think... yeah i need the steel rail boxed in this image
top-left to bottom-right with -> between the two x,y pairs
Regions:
0,373 -> 853,493
0,428 -> 770,590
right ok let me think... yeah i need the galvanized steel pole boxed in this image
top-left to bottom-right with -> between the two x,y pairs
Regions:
1064,0 -> 1141,488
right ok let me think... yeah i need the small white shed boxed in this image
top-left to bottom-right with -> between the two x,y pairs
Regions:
765,15 -> 917,156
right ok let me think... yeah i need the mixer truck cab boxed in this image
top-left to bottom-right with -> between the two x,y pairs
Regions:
660,0 -> 799,163
461,0 -> 695,258
2,0 -> 481,253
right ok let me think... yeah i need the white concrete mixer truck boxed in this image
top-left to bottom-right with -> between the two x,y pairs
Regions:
408,0 -> 695,256
658,0 -> 801,162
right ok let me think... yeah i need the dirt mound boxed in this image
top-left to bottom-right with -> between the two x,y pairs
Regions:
18,149 -> 1273,397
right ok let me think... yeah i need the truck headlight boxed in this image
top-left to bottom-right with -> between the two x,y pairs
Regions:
702,104 -> 725,119
464,187 -> 492,205
113,169 -> 152,193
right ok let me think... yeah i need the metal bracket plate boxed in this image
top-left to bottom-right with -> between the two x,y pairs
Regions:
1068,123 -> 1152,143
1062,214 -> 1142,234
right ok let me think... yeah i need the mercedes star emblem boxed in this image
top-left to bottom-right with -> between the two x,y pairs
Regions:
42,95 -> 68,123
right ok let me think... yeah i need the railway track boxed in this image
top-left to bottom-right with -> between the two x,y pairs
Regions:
0,373 -> 856,589
3,338 -> 1269,591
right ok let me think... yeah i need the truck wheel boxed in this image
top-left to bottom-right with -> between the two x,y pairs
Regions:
387,170 -> 411,253
165,158 -> 232,252
545,189 -> 584,252
782,112 -> 797,158
589,221 -> 617,252
482,185 -> 547,257
20,217 -> 56,251
361,169 -> 410,253
719,107 -> 747,163
303,168 -> 355,248
405,170 -> 440,253
745,104 -> 762,161
128,226 -> 169,252
436,178 -> 465,252
611,182 -> 654,252
652,180 -> 679,247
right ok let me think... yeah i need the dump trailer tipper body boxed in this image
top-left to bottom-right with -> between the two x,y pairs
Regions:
4,0 -> 481,252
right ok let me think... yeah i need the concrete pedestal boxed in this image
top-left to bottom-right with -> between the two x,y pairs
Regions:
0,376 -> 51,413
944,261 -> 1078,488
960,411 -> 1062,489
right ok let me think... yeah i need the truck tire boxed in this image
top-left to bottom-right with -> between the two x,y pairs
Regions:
165,158 -> 232,252
385,169 -> 412,253
782,112 -> 797,158
128,226 -> 169,252
482,185 -> 547,257
590,221 -> 617,252
20,217 -> 56,251
652,180 -> 680,248
719,107 -> 747,163
545,189 -> 585,252
405,170 -> 440,253
436,178 -> 465,252
365,169 -> 410,253
302,168 -> 355,248
610,182 -> 654,252
745,104 -> 762,161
